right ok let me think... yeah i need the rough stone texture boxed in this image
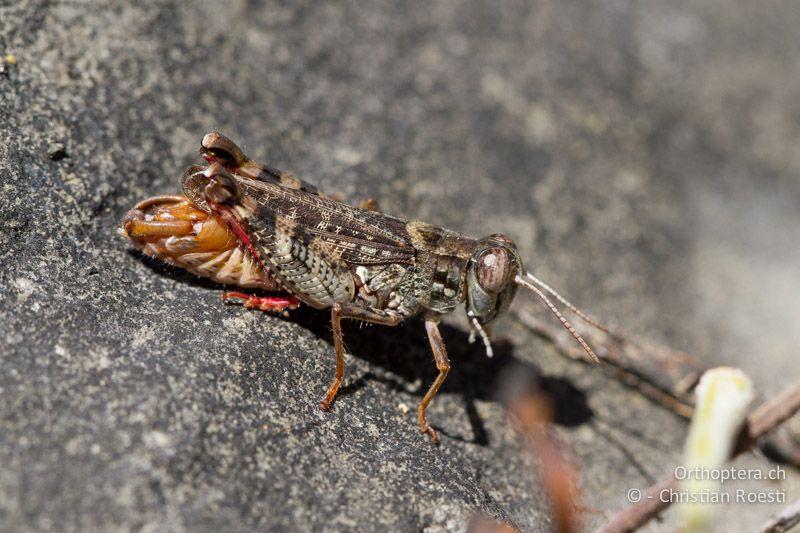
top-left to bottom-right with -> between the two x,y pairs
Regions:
2,1 -> 799,531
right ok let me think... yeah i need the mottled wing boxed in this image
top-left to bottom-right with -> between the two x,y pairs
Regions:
235,177 -> 416,267
237,161 -> 328,198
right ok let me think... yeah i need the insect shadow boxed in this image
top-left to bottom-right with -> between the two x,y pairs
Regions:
132,251 -> 593,445
289,306 -> 594,446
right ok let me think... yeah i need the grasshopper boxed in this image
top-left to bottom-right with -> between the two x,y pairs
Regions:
120,132 -> 606,444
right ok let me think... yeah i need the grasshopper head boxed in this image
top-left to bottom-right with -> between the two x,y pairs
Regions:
466,234 -> 607,363
466,234 -> 522,326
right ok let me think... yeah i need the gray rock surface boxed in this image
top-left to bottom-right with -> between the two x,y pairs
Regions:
2,1 -> 799,531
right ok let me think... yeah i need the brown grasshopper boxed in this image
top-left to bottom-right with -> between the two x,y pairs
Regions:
120,132 -> 606,444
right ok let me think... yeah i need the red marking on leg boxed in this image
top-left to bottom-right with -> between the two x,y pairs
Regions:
222,291 -> 300,313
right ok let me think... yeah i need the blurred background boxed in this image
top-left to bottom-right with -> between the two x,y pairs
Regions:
1,1 -> 799,531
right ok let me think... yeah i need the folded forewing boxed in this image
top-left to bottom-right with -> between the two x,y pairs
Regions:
236,177 -> 417,267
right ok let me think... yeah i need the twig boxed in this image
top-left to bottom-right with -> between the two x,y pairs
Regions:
598,380 -> 800,533
514,309 -> 703,416
744,384 -> 800,446
758,498 -> 800,533
513,307 -> 800,465
760,415 -> 800,465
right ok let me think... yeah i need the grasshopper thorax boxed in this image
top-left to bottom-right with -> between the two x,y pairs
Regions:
465,234 -> 521,326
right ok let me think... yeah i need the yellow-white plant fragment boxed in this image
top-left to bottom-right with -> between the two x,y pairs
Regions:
679,367 -> 754,532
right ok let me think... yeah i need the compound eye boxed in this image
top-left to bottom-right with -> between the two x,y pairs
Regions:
475,247 -> 510,293
204,168 -> 240,206
201,132 -> 247,167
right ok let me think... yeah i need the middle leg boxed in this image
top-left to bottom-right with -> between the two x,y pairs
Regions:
319,303 -> 400,410
418,315 -> 451,445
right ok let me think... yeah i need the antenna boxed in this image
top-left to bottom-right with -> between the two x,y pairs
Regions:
524,272 -> 609,333
514,274 -> 601,364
